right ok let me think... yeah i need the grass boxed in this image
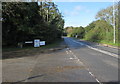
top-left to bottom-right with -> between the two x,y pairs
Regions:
67,36 -> 120,48
2,38 -> 64,52
2,38 -> 65,59
81,38 -> 120,47
99,40 -> 120,47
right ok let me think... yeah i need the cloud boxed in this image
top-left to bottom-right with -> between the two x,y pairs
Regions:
63,10 -> 70,16
63,5 -> 92,17
63,5 -> 84,16
74,5 -> 82,11
85,9 -> 91,13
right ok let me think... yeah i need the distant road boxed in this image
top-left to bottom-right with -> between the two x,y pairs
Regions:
2,37 -> 119,83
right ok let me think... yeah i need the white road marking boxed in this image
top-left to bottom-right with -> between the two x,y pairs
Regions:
70,58 -> 73,59
66,49 -> 102,84
86,45 -> 118,58
73,40 -> 85,45
73,40 -> 118,59
88,71 -> 102,84
67,48 -> 69,50
96,79 -> 102,84
89,72 -> 94,76
66,51 -> 69,54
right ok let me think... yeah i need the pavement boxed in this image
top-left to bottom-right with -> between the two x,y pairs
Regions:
2,37 -> 119,83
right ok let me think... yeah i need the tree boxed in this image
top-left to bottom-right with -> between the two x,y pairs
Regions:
64,26 -> 85,38
84,20 -> 113,42
2,2 -> 64,46
95,3 -> 119,43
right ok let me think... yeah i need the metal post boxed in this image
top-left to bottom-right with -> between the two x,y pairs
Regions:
47,9 -> 48,22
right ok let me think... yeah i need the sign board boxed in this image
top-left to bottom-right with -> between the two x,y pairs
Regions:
34,39 -> 40,47
40,41 -> 45,45
25,41 -> 33,44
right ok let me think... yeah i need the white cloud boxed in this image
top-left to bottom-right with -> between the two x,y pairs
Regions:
71,11 -> 79,15
85,9 -> 91,13
63,4 -> 94,16
74,5 -> 82,11
63,5 -> 84,16
64,10 -> 69,15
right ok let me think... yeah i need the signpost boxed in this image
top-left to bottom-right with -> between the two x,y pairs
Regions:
25,39 -> 45,48
40,41 -> 45,46
34,39 -> 40,47
25,41 -> 33,44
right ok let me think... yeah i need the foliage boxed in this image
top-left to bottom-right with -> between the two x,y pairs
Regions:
2,2 -> 64,46
84,3 -> 119,44
95,3 -> 119,43
65,26 -> 85,38
85,20 -> 113,42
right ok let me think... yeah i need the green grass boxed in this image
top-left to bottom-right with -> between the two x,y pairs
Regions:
2,38 -> 65,59
80,38 -> 120,47
2,38 -> 63,52
99,40 -> 120,47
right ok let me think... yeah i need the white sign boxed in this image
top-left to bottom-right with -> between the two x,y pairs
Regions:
34,39 -> 40,47
40,41 -> 45,45
25,41 -> 33,44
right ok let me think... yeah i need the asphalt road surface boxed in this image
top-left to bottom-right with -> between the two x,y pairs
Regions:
2,37 -> 119,83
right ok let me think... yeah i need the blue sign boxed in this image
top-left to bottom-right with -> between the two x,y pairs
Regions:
34,39 -> 40,47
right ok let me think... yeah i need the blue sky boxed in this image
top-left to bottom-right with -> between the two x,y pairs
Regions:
54,2 -> 113,27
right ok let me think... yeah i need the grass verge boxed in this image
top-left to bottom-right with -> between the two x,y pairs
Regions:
80,38 -> 120,47
99,40 -> 120,47
2,38 -> 66,59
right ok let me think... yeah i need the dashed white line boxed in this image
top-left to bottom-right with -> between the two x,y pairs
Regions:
88,70 -> 101,84
66,51 -> 69,54
89,72 -> 94,76
66,49 -> 102,83
67,48 -> 69,50
96,79 -> 102,84
69,58 -> 73,59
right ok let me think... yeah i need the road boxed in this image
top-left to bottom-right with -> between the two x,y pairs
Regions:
2,37 -> 119,83
64,37 -> 119,83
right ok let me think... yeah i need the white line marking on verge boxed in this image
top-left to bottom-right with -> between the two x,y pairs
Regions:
73,40 -> 84,45
73,40 -> 118,59
86,45 -> 118,58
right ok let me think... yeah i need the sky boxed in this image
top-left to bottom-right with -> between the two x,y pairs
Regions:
54,2 -> 113,27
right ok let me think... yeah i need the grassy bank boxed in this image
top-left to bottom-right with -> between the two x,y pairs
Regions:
3,38 -> 63,52
99,40 -> 120,47
2,38 -> 66,59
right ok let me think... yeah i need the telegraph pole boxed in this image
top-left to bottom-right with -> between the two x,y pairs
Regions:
113,0 -> 116,43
